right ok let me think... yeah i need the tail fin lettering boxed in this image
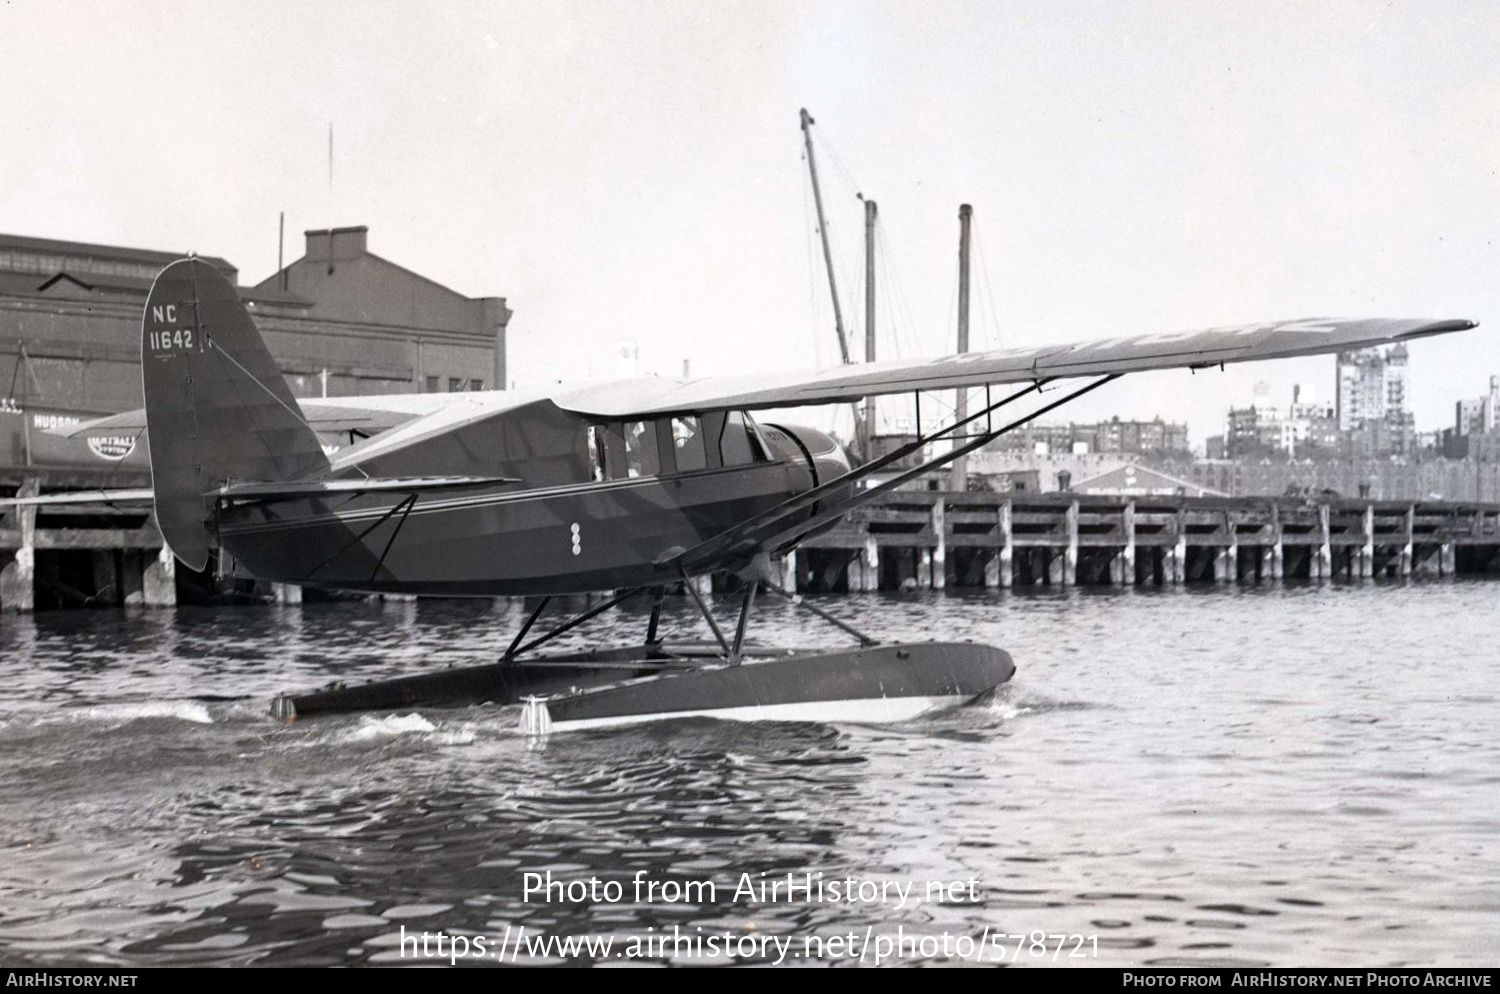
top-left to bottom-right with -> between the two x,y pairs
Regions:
142,258 -> 329,570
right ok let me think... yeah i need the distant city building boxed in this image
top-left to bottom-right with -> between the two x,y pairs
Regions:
1454,375 -> 1500,436
1217,349 -> 1416,460
1443,375 -> 1500,459
1227,381 -> 1282,457
1335,345 -> 1414,454
1337,347 -> 1387,430
989,417 -> 1188,457
1384,343 -> 1410,420
1225,381 -> 1344,458
1285,383 -> 1341,454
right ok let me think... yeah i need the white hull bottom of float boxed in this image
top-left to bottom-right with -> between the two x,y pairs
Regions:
520,692 -> 974,734
515,642 -> 1015,736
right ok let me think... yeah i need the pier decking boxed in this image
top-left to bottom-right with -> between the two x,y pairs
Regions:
786,491 -> 1500,592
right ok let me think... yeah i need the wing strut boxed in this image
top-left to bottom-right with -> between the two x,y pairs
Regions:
655,379 -> 1048,577
674,374 -> 1120,571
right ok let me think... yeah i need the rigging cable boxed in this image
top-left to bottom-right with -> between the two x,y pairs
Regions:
972,218 -> 1005,351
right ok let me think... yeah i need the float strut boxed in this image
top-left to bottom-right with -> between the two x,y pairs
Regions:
730,581 -> 758,664
645,587 -> 665,647
508,587 -> 646,660
501,596 -> 551,662
765,582 -> 878,646
680,569 -> 732,657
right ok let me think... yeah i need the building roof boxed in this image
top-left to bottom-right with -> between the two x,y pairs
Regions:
37,271 -> 156,294
0,232 -> 236,279
0,254 -> 311,308
1072,461 -> 1227,498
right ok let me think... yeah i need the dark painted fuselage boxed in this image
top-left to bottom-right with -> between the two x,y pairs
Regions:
214,401 -> 843,596
220,463 -> 804,596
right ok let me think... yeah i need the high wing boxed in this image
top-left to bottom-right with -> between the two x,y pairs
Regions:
554,317 -> 1475,417
51,318 -> 1475,436
621,315 -> 1478,572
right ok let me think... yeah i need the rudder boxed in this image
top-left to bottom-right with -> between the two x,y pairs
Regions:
143,258 -> 329,570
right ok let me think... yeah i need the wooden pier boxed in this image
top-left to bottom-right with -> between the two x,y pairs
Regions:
6,484 -> 1500,610
0,480 -> 175,611
785,491 -> 1500,592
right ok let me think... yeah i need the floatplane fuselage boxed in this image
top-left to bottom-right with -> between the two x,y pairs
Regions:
218,409 -> 849,598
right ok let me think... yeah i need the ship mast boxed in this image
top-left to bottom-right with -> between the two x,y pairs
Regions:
951,204 -> 972,492
799,108 -> 868,455
800,109 -> 852,365
862,195 -> 877,457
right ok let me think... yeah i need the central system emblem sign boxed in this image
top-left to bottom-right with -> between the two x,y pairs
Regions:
86,435 -> 137,461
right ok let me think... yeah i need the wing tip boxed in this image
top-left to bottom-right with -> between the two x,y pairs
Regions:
1395,318 -> 1480,341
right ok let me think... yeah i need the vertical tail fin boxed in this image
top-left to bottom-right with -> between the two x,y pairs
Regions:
143,258 -> 329,570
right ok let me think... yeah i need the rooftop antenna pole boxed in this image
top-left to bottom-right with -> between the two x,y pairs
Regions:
951,204 -> 973,493
327,122 -> 335,275
799,109 -> 852,367
277,211 -> 286,291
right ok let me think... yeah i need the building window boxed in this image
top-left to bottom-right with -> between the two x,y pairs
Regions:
449,377 -> 462,393
424,375 -> 439,393
469,378 -> 485,391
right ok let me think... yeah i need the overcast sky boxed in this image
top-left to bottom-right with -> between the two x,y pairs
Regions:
3,0 -> 1496,446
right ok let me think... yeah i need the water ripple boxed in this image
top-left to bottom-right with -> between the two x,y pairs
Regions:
0,584 -> 1495,965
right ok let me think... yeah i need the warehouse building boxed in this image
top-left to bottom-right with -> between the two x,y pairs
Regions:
0,225 -> 510,487
0,226 -> 510,608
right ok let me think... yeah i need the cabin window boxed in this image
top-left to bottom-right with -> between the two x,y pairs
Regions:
591,423 -> 632,481
586,425 -> 606,482
622,420 -> 660,478
592,416 -> 763,481
671,416 -> 707,472
715,410 -> 769,466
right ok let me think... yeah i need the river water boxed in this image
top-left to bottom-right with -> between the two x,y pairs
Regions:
0,581 -> 1495,967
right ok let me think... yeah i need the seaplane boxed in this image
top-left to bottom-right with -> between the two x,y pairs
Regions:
4,258 -> 1477,732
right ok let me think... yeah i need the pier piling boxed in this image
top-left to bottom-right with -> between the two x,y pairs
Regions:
794,491 -> 1500,593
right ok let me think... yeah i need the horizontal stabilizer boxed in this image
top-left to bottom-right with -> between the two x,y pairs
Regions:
51,394 -> 458,440
1,488 -> 156,509
216,475 -> 520,502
